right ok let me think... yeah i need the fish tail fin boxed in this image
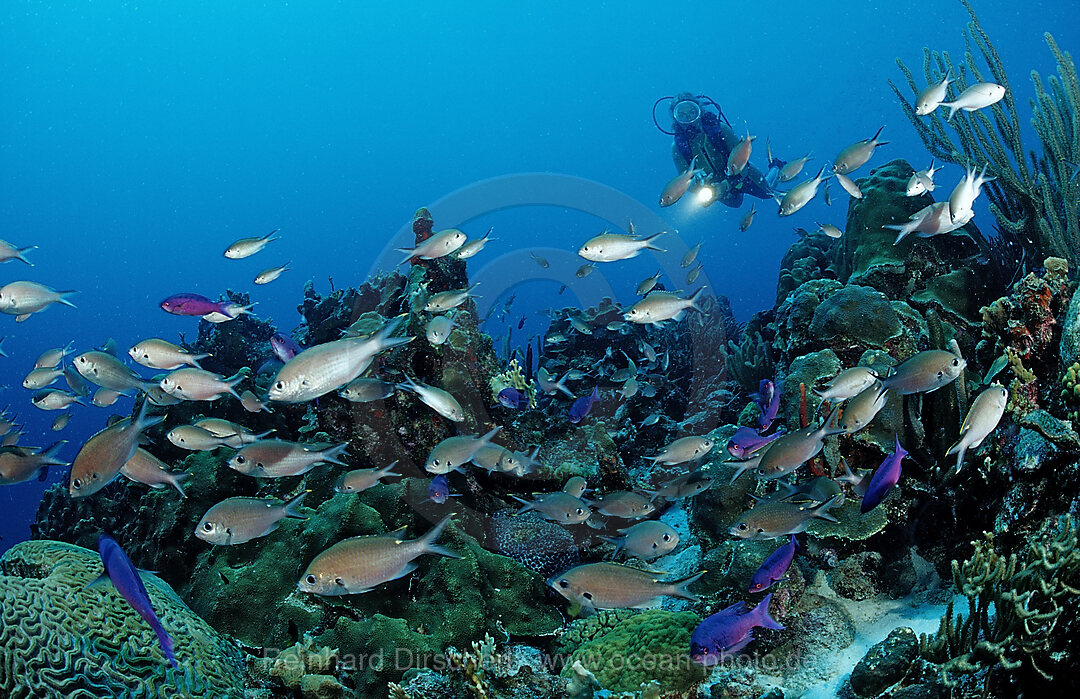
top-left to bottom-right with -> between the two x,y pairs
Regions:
264,229 -> 281,242
380,460 -> 402,478
727,459 -> 756,484
754,593 -> 785,630
133,400 -> 164,432
283,491 -> 309,518
477,426 -> 501,448
321,443 -> 350,466
668,570 -> 705,602
510,494 -> 534,514
190,353 -> 211,369
941,102 -> 960,121
171,472 -> 190,498
870,125 -> 886,143
687,286 -> 706,313
946,438 -> 969,472
813,493 -> 843,522
40,440 -> 69,466
15,245 -> 36,265
57,291 -> 79,308
643,231 -> 666,252
420,515 -> 461,559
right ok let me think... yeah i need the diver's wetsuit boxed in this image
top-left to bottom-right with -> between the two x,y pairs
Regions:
672,111 -> 771,208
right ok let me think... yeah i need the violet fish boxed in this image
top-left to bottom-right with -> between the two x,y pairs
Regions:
690,593 -> 784,665
498,387 -> 530,410
727,426 -> 783,459
748,535 -> 797,593
160,293 -> 228,317
569,387 -> 600,424
428,474 -> 457,504
753,379 -> 780,431
270,333 -> 302,363
88,534 -> 178,668
861,436 -> 907,513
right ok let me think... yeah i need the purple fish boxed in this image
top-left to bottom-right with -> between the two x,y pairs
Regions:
861,436 -> 906,513
428,474 -> 454,504
89,534 -> 178,668
727,426 -> 783,459
690,593 -> 784,665
753,379 -> 781,431
498,387 -> 530,410
160,293 -> 228,317
569,387 -> 600,424
270,333 -> 302,363
749,534 -> 797,593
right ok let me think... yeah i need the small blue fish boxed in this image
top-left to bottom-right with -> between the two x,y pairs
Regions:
748,534 -> 797,593
690,593 -> 784,665
498,387 -> 529,409
727,426 -> 783,459
861,436 -> 907,513
568,387 -> 600,423
753,379 -> 781,431
427,474 -> 459,504
88,534 -> 178,668
270,333 -> 302,363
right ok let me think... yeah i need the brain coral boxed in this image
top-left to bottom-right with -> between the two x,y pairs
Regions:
0,539 -> 246,698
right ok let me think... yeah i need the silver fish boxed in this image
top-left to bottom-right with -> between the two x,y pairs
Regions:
778,165 -> 827,216
426,316 -> 457,346
513,491 -> 592,524
91,388 -> 128,407
0,441 -> 67,485
779,153 -> 813,183
240,389 -> 273,413
334,461 -> 401,493
838,381 -> 889,434
269,320 -> 412,402
426,427 -> 500,474
74,350 -> 151,393
726,130 -> 756,176
650,471 -> 714,500
196,493 -> 307,545
817,223 -> 843,239
601,521 -> 679,561
0,281 -> 77,319
23,367 -> 63,390
0,239 -> 35,266
398,374 -> 465,422
254,262 -> 290,285
624,289 -> 704,326
880,349 -> 966,395
69,402 -> 163,497
32,389 -> 83,411
814,366 -> 879,401
129,338 -> 209,370
160,368 -> 243,401
905,161 -> 941,196
636,270 -> 663,296
339,377 -> 397,403
537,367 -> 573,398
660,156 -> 703,207
563,476 -> 588,498
229,439 -> 349,478
947,384 -> 1008,471
834,172 -> 863,199
35,341 -> 74,369
424,284 -> 479,313
940,82 -> 1005,120
454,228 -> 494,259
224,229 -> 280,259
648,435 -> 715,465
194,418 -> 270,446
753,407 -> 843,480
578,230 -> 666,263
547,563 -> 702,611
120,448 -> 189,496
832,126 -> 888,175
681,241 -> 702,268
298,516 -> 459,595
915,71 -> 952,115
398,229 -> 467,265
739,206 -> 757,232
730,494 -> 842,539
51,413 -> 71,431
590,491 -> 655,519
167,425 -> 236,451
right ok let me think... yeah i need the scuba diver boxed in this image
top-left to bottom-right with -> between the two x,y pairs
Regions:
653,92 -> 784,208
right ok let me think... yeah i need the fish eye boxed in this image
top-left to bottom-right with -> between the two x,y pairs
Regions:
72,479 -> 82,489
738,523 -> 748,531
557,580 -> 570,589
236,455 -> 245,464
305,574 -> 317,585
662,534 -> 672,541
202,522 -> 213,531
275,382 -> 284,390
937,371 -> 944,379
575,508 -> 584,515
952,358 -> 960,366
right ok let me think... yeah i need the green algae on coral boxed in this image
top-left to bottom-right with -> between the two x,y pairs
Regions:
561,609 -> 705,693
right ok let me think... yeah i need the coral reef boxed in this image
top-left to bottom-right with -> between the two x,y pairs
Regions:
918,515 -> 1080,689
0,539 -> 246,697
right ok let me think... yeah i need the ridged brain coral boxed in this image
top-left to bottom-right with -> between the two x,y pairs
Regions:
0,539 -> 245,698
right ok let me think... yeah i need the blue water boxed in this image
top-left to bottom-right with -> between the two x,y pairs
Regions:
0,1 -> 1075,548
